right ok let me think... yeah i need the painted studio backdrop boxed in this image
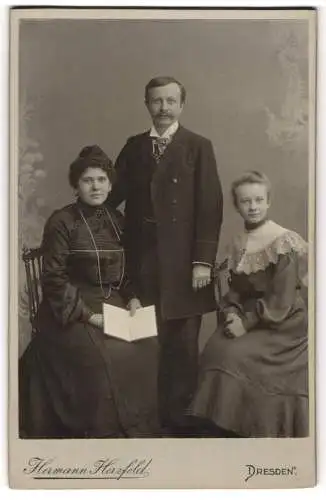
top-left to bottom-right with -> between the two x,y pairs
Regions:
18,18 -> 309,355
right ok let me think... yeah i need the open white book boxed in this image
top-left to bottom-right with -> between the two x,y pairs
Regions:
102,303 -> 158,342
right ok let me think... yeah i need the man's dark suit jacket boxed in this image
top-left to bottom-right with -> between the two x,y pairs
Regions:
108,125 -> 223,320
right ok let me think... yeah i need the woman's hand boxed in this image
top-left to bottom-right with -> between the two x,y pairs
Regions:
224,312 -> 246,338
88,313 -> 104,329
127,298 -> 142,317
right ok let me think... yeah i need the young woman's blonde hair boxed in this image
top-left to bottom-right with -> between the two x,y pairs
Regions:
231,171 -> 272,208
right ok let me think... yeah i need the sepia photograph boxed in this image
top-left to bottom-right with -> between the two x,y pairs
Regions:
9,7 -> 316,489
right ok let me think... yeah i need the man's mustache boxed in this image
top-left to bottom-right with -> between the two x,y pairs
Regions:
156,113 -> 173,118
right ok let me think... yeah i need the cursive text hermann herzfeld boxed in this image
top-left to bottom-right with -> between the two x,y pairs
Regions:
23,457 -> 152,480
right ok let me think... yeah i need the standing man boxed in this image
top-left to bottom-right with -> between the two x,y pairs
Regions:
107,76 -> 223,436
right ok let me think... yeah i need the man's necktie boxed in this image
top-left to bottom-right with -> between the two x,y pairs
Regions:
152,137 -> 171,163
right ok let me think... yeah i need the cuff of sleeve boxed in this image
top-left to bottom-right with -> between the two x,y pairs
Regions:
192,261 -> 213,267
241,311 -> 259,331
79,306 -> 93,323
223,305 -> 241,316
119,280 -> 136,305
194,240 -> 217,266
256,299 -> 291,325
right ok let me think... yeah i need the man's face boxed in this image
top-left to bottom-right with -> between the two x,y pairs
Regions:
146,83 -> 184,132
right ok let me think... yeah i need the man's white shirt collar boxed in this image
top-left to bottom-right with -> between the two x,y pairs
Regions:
149,121 -> 179,139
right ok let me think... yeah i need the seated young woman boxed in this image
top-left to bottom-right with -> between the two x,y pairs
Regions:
189,171 -> 309,438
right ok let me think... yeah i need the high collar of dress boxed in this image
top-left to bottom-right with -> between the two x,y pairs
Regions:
226,219 -> 308,282
238,220 -> 288,255
149,121 -> 179,139
244,218 -> 268,232
76,198 -> 108,217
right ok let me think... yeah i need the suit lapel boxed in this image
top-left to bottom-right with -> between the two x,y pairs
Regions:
150,126 -> 189,209
138,131 -> 157,172
138,126 -> 188,177
153,125 -> 188,175
135,125 -> 189,180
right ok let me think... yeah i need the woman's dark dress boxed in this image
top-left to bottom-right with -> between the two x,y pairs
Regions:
20,200 -> 160,438
189,221 -> 309,438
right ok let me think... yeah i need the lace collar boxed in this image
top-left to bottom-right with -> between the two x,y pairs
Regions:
227,220 -> 308,282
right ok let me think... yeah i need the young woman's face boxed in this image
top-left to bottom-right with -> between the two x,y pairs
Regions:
235,182 -> 270,224
76,167 -> 111,206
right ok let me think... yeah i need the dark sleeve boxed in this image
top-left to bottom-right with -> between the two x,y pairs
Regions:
118,276 -> 136,305
223,253 -> 298,331
106,140 -> 131,209
220,287 -> 243,319
41,213 -> 93,326
254,253 -> 298,328
110,208 -> 137,306
193,139 -> 223,266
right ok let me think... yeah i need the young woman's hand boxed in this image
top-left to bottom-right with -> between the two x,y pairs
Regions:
127,298 -> 142,316
224,312 -> 246,338
88,313 -> 104,329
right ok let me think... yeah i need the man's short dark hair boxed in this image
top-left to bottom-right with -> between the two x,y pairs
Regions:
145,76 -> 186,104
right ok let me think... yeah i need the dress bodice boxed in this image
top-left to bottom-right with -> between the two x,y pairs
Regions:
40,201 -> 133,326
229,253 -> 302,300
67,203 -> 124,287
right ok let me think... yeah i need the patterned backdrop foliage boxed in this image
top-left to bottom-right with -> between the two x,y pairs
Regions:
264,25 -> 308,150
18,92 -> 47,354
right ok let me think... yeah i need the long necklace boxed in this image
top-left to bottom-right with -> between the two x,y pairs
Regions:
103,207 -> 125,292
78,206 -> 125,300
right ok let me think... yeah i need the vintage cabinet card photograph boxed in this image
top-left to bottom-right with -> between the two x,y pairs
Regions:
8,7 -> 316,489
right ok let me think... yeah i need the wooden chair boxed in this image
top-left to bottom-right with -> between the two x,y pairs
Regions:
214,258 -> 229,300
22,246 -> 43,336
21,246 -> 229,334
213,258 -> 229,325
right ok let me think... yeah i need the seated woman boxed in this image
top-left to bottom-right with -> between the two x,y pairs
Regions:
20,145 -> 160,439
189,171 -> 309,438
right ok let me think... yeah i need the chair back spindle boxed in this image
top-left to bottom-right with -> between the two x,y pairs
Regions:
22,246 -> 43,335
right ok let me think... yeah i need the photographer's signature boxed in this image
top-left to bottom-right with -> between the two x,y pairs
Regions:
23,457 -> 152,480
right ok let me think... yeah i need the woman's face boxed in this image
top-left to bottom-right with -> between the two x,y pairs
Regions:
76,167 -> 111,206
235,182 -> 270,224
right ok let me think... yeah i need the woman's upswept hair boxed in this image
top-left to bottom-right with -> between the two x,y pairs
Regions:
231,171 -> 272,207
144,76 -> 186,104
69,145 -> 115,188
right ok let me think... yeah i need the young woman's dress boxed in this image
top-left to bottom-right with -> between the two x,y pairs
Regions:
189,220 -> 309,437
20,199 -> 160,438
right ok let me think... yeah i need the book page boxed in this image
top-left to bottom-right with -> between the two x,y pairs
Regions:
103,303 -> 131,341
130,305 -> 157,341
103,303 -> 158,342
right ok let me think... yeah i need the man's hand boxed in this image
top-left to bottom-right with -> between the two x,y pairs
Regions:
192,264 -> 212,291
88,313 -> 104,329
127,297 -> 142,317
224,312 -> 246,338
